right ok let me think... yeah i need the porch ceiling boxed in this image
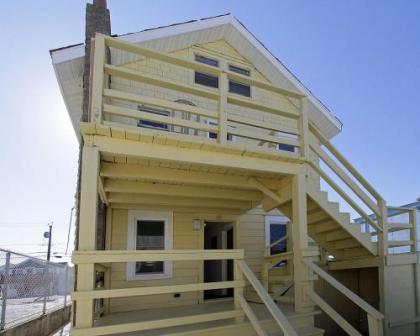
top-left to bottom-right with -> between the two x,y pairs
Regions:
99,155 -> 289,213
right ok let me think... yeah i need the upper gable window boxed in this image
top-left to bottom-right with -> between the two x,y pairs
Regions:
229,80 -> 251,97
195,54 -> 219,67
195,72 -> 219,89
228,64 -> 250,77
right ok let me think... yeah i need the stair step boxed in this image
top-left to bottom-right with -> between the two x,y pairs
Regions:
308,211 -> 330,224
334,238 -> 362,250
310,220 -> 338,233
271,295 -> 295,303
325,229 -> 351,242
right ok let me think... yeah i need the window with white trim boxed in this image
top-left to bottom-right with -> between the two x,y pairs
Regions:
127,210 -> 173,280
265,215 -> 289,267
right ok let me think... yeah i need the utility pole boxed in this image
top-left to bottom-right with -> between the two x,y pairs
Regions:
44,223 -> 53,261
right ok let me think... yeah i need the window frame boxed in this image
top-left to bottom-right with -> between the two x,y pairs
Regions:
265,215 -> 289,268
228,64 -> 251,77
126,210 -> 173,281
228,79 -> 251,98
194,54 -> 219,67
194,71 -> 219,89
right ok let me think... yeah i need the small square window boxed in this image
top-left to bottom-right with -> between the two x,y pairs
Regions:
195,54 -> 219,67
278,143 -> 296,152
195,72 -> 219,88
228,64 -> 250,76
229,80 -> 251,97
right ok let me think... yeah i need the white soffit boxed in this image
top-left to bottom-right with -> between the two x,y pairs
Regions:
50,14 -> 342,140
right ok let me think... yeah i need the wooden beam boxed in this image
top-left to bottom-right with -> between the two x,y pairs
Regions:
73,249 -> 245,264
103,104 -> 219,133
109,202 -> 244,215
248,177 -> 285,205
104,179 -> 262,201
105,64 -> 219,100
93,135 -> 300,175
101,163 -> 283,190
72,280 -> 245,300
107,193 -> 253,210
104,88 -> 218,118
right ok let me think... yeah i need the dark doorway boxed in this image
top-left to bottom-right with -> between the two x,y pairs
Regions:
203,222 -> 234,300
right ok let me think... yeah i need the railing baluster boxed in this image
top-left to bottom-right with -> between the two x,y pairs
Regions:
218,72 -> 228,143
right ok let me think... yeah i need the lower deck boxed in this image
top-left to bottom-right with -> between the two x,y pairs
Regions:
94,299 -> 322,336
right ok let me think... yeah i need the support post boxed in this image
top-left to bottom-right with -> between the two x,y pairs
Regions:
234,259 -> 245,322
291,171 -> 311,312
218,72 -> 228,143
90,34 -> 106,123
74,145 -> 100,329
0,252 -> 11,330
299,97 -> 309,159
377,199 -> 389,335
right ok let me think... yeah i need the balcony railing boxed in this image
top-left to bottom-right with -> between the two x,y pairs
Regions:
71,249 -> 298,336
87,34 -> 309,159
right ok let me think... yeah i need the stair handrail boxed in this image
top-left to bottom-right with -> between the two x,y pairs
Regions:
308,122 -> 386,233
309,122 -> 383,203
237,260 -> 298,336
303,259 -> 384,335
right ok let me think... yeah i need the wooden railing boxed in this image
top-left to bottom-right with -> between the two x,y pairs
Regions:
308,122 -> 385,235
384,206 -> 418,255
237,260 -> 298,336
87,33 -> 306,158
71,249 -> 296,336
303,259 -> 384,336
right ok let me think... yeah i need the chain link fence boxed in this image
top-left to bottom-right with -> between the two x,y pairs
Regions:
0,248 -> 73,331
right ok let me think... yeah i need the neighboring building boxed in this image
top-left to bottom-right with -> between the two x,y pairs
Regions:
50,1 -> 418,335
356,199 -> 420,254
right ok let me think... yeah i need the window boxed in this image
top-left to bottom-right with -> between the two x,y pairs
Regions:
229,80 -> 251,97
195,72 -> 219,88
195,54 -> 219,67
137,105 -> 170,131
228,64 -> 250,76
265,215 -> 289,267
127,210 -> 173,280
278,143 -> 296,152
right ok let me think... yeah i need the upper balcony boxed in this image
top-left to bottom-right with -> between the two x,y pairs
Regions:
82,34 -> 312,169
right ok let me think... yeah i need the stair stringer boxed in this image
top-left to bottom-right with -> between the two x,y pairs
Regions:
306,182 -> 377,256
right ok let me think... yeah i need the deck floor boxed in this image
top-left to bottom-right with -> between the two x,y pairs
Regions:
95,299 -> 299,336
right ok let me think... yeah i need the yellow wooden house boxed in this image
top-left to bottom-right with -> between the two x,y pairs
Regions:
50,2 -> 418,336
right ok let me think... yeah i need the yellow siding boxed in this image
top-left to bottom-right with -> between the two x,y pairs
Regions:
108,39 -> 301,148
107,206 -> 286,313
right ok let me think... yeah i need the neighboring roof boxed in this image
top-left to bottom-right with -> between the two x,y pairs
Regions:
50,13 -> 343,141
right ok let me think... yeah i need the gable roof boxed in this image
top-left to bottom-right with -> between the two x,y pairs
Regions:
51,13 -> 342,141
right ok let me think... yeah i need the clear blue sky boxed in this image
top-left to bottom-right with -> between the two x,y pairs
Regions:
0,1 -> 419,259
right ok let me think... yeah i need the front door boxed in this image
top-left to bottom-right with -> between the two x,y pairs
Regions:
203,222 -> 234,300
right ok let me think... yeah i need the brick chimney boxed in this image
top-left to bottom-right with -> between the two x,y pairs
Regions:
82,0 -> 111,122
